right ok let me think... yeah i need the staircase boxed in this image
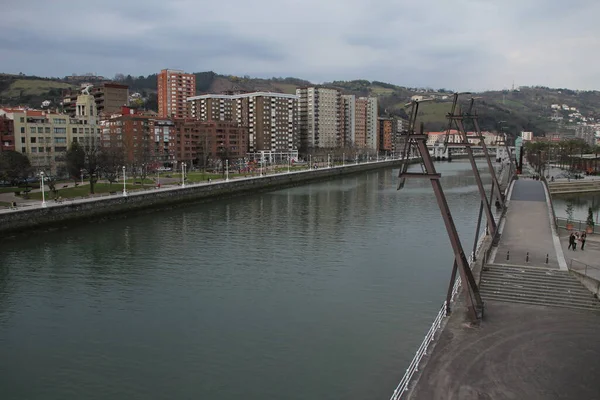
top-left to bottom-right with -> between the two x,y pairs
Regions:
480,264 -> 600,311
548,180 -> 600,195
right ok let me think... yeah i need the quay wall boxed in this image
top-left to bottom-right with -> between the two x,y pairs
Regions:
0,160 -> 406,235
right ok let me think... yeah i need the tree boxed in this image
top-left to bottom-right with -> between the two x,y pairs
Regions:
587,207 -> 595,228
98,144 -> 124,186
0,150 -> 32,184
66,142 -> 85,181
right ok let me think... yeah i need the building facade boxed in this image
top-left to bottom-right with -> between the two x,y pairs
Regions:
0,94 -> 100,174
341,95 -> 356,147
378,117 -> 394,153
172,120 -> 248,165
296,87 -> 343,150
0,115 -> 15,152
157,69 -> 196,119
63,83 -> 129,116
354,97 -> 378,150
188,92 -> 298,153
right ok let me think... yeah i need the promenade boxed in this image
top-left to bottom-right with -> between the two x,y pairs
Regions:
406,179 -> 600,400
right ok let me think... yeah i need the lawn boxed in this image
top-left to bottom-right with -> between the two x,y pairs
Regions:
0,187 -> 20,194
25,183 -> 131,200
370,86 -> 395,96
2,79 -> 75,98
0,201 -> 11,208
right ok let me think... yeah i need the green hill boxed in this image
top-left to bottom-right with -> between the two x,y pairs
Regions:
2,72 -> 598,137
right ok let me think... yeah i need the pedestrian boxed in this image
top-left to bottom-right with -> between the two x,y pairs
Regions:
568,232 -> 576,250
581,232 -> 587,251
574,232 -> 579,251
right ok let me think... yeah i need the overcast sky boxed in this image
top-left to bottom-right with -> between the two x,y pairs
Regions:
2,0 -> 599,91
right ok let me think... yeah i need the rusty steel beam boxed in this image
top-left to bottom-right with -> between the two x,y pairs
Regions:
398,172 -> 442,179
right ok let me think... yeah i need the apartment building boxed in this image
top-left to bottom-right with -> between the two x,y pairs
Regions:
188,92 -> 298,153
172,119 -> 248,164
341,95 -> 356,147
0,115 -> 15,152
63,83 -> 129,116
354,97 -> 378,150
100,106 -> 175,168
378,117 -> 394,153
0,94 -> 100,174
158,69 -> 196,119
296,87 -> 343,150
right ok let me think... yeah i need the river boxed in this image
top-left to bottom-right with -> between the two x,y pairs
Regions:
0,160 -> 493,400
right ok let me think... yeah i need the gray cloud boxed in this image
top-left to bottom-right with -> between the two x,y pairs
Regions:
1,0 -> 599,91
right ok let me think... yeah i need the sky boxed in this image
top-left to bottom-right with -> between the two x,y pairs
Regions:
1,0 -> 600,91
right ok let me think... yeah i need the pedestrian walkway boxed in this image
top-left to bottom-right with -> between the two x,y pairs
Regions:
560,232 -> 600,281
493,180 -> 563,269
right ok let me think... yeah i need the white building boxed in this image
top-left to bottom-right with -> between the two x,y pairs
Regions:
521,131 -> 533,141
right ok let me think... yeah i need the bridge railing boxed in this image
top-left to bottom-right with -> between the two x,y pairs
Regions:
555,217 -> 597,234
389,233 -> 486,400
568,259 -> 600,277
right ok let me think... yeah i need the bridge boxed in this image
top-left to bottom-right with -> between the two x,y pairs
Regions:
429,143 -> 512,162
391,94 -> 600,400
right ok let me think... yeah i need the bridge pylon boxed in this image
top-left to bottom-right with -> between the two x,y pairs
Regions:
397,99 -> 484,322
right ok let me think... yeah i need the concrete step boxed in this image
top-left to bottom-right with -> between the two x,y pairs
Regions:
481,293 -> 600,312
480,281 -> 592,297
485,265 -> 575,278
482,271 -> 583,288
480,285 -> 595,305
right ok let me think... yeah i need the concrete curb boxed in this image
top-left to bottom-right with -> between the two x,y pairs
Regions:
543,180 -> 568,271
489,178 -> 516,264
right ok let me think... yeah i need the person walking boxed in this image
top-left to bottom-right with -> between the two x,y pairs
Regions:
568,232 -> 576,250
574,232 -> 579,251
581,232 -> 587,251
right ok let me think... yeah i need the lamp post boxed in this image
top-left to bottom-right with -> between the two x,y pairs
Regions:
308,154 -> 311,170
342,153 -> 345,166
80,169 -> 83,185
287,156 -> 290,173
122,166 -> 127,196
157,170 -> 160,188
181,161 -> 186,188
355,153 -> 358,164
226,159 -> 229,182
40,171 -> 47,208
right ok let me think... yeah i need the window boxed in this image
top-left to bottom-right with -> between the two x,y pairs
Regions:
38,147 -> 44,152
72,128 -> 77,134
31,148 -> 37,153
45,127 -> 50,133
20,117 -> 24,123
37,127 -> 43,133
21,127 -> 25,134
54,146 -> 67,152
21,137 -> 25,143
53,127 -> 66,134
30,137 -> 37,143
54,137 -> 67,144
30,127 -> 36,133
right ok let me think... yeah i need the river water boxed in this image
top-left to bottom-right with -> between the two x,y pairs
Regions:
0,160 -> 493,400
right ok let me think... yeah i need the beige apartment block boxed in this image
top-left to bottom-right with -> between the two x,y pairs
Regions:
0,94 -> 100,175
296,87 -> 343,150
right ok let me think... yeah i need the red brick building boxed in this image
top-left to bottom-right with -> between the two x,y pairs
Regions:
172,119 -> 248,166
378,117 -> 394,153
157,69 -> 195,119
0,115 -> 15,152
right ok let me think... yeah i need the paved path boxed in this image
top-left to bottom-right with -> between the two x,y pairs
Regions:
493,180 -> 561,268
560,232 -> 600,281
408,301 -> 600,400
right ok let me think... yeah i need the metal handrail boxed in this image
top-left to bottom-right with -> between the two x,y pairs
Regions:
389,234 -> 486,400
568,259 -> 600,277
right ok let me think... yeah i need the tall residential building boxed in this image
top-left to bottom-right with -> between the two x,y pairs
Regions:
341,95 -> 356,147
354,97 -> 378,150
0,93 -> 100,174
296,87 -> 343,150
187,92 -> 298,153
158,69 -> 196,119
63,83 -> 129,116
378,117 -> 394,153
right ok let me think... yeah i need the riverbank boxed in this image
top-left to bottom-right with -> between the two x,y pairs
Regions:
0,159 -> 406,235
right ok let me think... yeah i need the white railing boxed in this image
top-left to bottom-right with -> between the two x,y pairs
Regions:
389,232 -> 487,400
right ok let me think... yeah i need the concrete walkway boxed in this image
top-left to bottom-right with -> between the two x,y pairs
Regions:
493,180 -> 562,269
560,231 -> 600,281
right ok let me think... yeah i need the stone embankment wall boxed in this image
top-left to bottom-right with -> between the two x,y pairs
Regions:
0,160 -> 406,234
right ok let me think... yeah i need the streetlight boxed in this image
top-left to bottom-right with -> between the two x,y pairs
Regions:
156,170 -> 160,188
122,166 -> 127,196
80,169 -> 83,185
308,154 -> 311,170
355,153 -> 358,164
181,161 -> 186,188
40,171 -> 47,208
287,156 -> 290,173
226,159 -> 229,182
342,152 -> 345,166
